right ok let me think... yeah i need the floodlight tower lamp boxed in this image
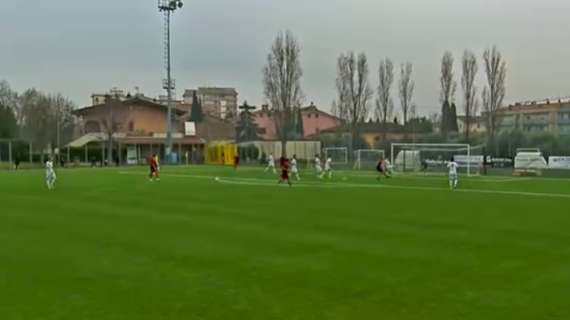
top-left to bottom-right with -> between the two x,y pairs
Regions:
158,0 -> 184,162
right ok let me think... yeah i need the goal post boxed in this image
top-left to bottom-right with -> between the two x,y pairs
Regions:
353,149 -> 385,170
390,143 -> 484,176
323,147 -> 348,165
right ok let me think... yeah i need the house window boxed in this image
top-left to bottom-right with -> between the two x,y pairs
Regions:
315,113 -> 319,118
128,121 -> 134,132
307,114 -> 312,118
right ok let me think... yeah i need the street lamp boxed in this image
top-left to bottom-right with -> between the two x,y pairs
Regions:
158,0 -> 183,162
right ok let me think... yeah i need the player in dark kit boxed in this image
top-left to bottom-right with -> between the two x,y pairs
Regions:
278,157 -> 292,186
149,154 -> 159,181
234,153 -> 240,170
376,157 -> 390,181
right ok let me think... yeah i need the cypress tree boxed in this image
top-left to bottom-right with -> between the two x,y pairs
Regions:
295,107 -> 304,138
441,101 -> 450,138
190,92 -> 203,123
449,103 -> 459,132
236,102 -> 259,142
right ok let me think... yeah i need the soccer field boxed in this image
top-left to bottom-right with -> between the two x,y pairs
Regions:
1,166 -> 570,319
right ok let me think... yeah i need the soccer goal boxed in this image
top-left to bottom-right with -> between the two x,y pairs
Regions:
323,147 -> 349,164
390,143 -> 484,176
353,149 -> 385,170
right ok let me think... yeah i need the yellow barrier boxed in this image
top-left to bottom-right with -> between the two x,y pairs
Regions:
206,142 -> 237,165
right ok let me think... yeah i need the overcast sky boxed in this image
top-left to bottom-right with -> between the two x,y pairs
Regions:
2,0 -> 570,116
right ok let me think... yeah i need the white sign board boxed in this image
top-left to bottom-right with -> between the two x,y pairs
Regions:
549,156 -> 570,169
515,153 -> 548,169
126,146 -> 138,165
454,155 -> 484,168
184,122 -> 196,136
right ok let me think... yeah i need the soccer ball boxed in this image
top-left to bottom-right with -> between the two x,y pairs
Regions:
214,177 -> 220,182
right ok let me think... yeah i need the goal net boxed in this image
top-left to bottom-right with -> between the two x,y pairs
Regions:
353,149 -> 385,170
323,147 -> 348,164
390,143 -> 483,176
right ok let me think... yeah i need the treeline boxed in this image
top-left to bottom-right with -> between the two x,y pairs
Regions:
437,47 -> 506,147
0,80 -> 77,152
328,46 -> 509,149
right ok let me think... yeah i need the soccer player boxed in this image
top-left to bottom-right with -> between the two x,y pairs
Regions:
447,157 -> 459,190
234,153 -> 240,170
45,157 -> 57,190
149,154 -> 160,181
278,157 -> 292,186
320,157 -> 333,179
264,153 -> 276,174
376,157 -> 388,180
154,154 -> 160,173
384,158 -> 393,176
314,154 -> 323,177
290,154 -> 300,181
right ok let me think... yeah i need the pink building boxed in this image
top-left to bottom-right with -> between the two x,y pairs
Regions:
253,103 -> 342,140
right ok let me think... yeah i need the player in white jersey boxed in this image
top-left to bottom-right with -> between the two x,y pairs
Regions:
45,158 -> 57,190
320,157 -> 333,179
290,155 -> 300,180
384,158 -> 393,176
447,157 -> 459,190
314,155 -> 323,177
264,153 -> 276,174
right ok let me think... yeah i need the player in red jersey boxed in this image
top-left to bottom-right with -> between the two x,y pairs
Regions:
149,154 -> 160,181
278,156 -> 292,186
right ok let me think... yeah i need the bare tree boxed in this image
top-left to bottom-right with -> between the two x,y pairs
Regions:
440,51 -> 457,105
330,100 -> 341,118
334,52 -> 372,150
0,81 -> 21,130
482,46 -> 507,146
429,112 -> 441,127
0,81 -> 18,111
461,50 -> 479,141
47,93 -> 76,163
17,89 -> 76,162
398,62 -> 415,126
101,95 -> 125,166
263,31 -> 304,157
375,57 -> 394,124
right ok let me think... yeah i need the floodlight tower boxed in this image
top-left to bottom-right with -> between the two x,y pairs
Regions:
158,0 -> 183,161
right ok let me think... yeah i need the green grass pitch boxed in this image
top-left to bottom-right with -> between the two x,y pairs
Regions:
1,165 -> 570,319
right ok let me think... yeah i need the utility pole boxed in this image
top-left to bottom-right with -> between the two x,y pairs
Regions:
158,0 -> 184,162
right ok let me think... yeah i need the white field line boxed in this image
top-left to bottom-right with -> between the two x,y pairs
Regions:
135,168 -> 525,183
118,171 -> 570,199
119,166 -> 570,183
344,172 -> 532,183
